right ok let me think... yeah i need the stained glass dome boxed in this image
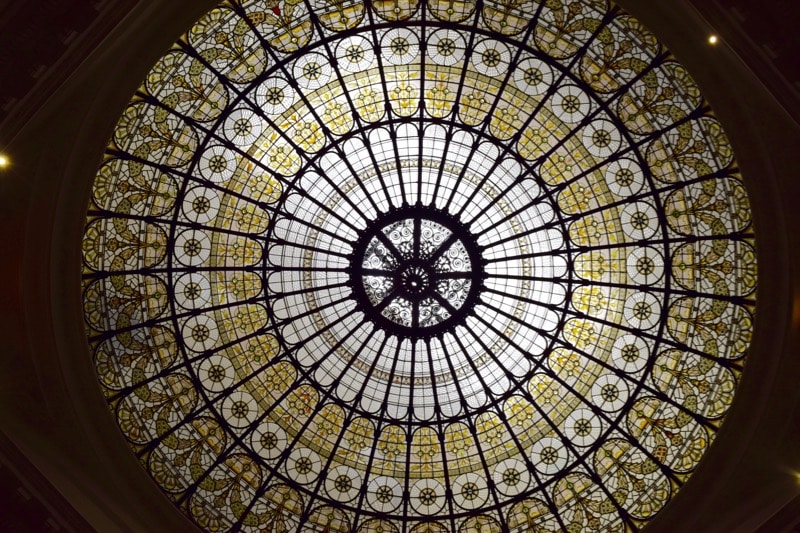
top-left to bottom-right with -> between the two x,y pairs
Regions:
81,0 -> 757,530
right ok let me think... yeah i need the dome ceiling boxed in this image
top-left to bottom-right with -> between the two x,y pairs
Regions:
81,0 -> 757,531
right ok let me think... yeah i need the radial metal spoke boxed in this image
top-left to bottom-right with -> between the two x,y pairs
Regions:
431,292 -> 459,316
374,287 -> 402,313
427,232 -> 459,262
435,271 -> 472,279
413,215 -> 421,260
360,268 -> 395,277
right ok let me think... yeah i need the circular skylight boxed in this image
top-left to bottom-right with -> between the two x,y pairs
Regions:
82,1 -> 757,531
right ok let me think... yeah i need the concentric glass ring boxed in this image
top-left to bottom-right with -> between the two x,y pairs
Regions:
81,1 -> 757,531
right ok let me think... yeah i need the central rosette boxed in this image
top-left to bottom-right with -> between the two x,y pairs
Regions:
398,263 -> 431,296
351,206 -> 483,338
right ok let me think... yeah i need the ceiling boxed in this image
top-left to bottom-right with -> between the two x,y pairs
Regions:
1,1 -> 800,531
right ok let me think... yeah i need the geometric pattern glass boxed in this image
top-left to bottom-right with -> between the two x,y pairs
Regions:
81,0 -> 757,531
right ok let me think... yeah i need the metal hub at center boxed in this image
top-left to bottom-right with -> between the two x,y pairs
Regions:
398,263 -> 432,297
350,206 -> 484,338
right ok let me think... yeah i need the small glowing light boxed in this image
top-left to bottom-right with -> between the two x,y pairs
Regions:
0,154 -> 9,168
708,35 -> 719,45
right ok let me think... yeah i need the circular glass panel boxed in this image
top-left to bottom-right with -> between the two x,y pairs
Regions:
82,1 -> 757,531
